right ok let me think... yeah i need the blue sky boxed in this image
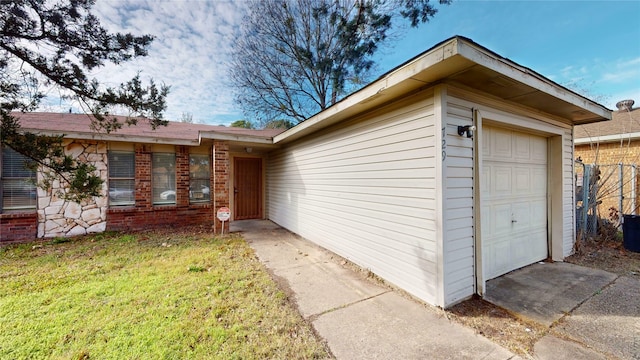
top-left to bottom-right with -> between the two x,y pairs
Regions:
43,1 -> 640,125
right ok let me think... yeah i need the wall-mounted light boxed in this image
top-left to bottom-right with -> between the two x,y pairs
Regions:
457,125 -> 476,138
245,147 -> 253,153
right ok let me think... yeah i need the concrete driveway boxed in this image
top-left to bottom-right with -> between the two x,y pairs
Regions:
485,262 -> 640,359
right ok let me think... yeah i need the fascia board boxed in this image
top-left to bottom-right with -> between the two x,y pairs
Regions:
456,41 -> 612,121
19,129 -> 201,146
198,131 -> 275,145
274,38 -> 461,144
575,132 -> 640,145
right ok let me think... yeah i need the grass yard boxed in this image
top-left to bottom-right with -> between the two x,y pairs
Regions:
0,229 -> 329,359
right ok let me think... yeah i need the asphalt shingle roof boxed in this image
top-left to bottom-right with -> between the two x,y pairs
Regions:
13,112 -> 284,142
575,107 -> 640,140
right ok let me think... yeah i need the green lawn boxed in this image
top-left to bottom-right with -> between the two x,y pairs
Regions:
0,230 -> 328,359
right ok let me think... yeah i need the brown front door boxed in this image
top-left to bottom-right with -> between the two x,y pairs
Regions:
234,157 -> 262,220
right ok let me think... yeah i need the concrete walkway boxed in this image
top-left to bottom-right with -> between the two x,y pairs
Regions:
231,220 -> 519,360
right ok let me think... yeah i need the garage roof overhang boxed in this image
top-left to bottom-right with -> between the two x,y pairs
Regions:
275,36 -> 612,145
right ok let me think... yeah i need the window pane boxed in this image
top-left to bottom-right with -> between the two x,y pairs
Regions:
190,154 -> 210,178
190,179 -> 210,202
189,154 -> 210,203
153,153 -> 175,204
108,179 -> 135,206
2,148 -> 36,211
2,179 -> 37,210
108,151 -> 135,206
108,152 -> 135,178
2,148 -> 35,178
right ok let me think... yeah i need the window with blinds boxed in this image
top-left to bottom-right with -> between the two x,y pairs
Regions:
152,153 -> 176,205
1,147 -> 37,211
189,154 -> 210,203
108,151 -> 135,206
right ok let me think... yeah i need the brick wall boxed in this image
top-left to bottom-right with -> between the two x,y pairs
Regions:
575,141 -> 640,165
575,141 -> 640,216
176,146 -> 190,208
107,205 -> 214,232
213,140 -> 230,232
0,212 -> 38,244
106,143 -> 221,232
2,142 -> 228,243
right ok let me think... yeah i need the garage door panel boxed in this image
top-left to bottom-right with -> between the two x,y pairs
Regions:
531,136 -> 548,162
514,167 -> 531,193
487,236 -> 511,275
514,133 -> 531,160
492,128 -> 513,159
511,201 -> 530,229
492,204 -> 512,235
532,168 -> 547,193
493,166 -> 512,194
482,125 -> 548,280
531,199 -> 547,226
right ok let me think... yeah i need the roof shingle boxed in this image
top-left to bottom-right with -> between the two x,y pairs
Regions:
13,112 -> 284,143
575,108 -> 640,140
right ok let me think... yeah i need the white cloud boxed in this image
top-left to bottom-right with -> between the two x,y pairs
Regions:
601,57 -> 640,84
82,0 -> 247,124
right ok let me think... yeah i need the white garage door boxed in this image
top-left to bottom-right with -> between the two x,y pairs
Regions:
482,125 -> 548,280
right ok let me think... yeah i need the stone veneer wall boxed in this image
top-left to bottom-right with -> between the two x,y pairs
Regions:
3,140 -> 229,243
37,140 -> 108,238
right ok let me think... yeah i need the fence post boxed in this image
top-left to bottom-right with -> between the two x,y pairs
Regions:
619,163 -> 624,215
581,165 -> 591,238
632,165 -> 637,215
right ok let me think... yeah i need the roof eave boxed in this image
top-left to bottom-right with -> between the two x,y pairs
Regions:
575,132 -> 640,145
199,131 -> 278,146
275,36 -> 611,145
18,129 -> 202,146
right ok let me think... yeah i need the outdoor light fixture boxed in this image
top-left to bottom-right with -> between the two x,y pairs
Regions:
457,125 -> 476,138
245,147 -> 253,153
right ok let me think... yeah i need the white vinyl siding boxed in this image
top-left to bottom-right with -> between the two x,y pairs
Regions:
442,98 -> 475,305
268,92 -> 439,304
563,129 -> 575,257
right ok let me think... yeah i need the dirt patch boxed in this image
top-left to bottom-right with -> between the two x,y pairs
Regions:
567,238 -> 640,276
444,296 -> 547,356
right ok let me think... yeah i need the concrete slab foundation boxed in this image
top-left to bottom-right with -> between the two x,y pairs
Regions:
484,262 -> 617,326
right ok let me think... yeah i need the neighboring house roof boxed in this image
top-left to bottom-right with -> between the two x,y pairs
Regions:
275,36 -> 611,145
14,112 -> 284,146
574,107 -> 640,144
